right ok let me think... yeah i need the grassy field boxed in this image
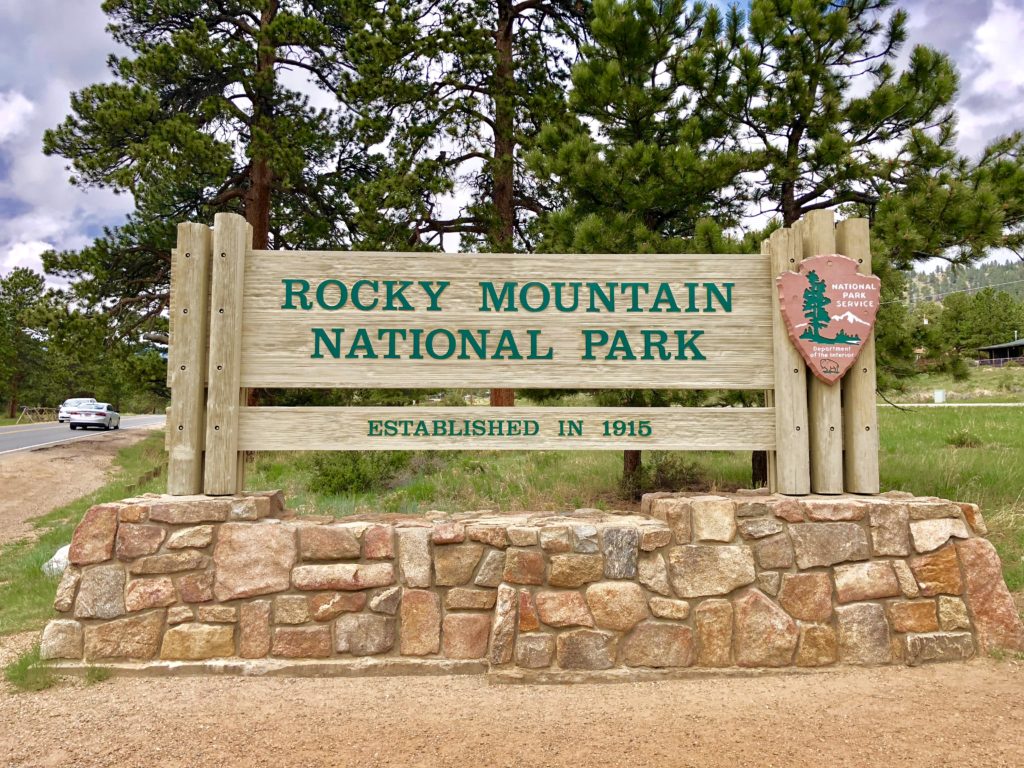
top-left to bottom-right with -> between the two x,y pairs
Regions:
0,433 -> 167,636
884,366 -> 1024,403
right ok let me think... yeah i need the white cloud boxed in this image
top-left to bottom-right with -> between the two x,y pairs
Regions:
0,91 -> 34,142
1,239 -> 50,273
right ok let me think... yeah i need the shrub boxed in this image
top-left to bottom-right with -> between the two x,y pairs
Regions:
309,451 -> 413,495
946,428 -> 983,448
3,645 -> 55,692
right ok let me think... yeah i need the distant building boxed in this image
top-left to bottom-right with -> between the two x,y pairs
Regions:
978,338 -> 1024,367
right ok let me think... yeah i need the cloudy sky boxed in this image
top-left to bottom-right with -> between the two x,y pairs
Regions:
0,0 -> 1022,281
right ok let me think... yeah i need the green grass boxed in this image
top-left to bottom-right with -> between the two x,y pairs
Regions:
0,432 -> 168,636
3,645 -> 55,692
84,666 -> 112,685
883,366 -> 1024,403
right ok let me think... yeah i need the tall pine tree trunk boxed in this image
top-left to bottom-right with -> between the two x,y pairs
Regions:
490,0 -> 516,409
623,450 -> 641,500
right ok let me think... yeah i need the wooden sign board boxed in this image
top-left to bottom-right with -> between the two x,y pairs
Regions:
239,251 -> 774,390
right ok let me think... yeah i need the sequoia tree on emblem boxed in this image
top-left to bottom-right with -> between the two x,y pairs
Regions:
777,255 -> 881,384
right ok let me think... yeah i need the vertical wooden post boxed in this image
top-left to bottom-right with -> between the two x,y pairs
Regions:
768,228 -> 811,494
167,225 -> 212,495
801,210 -> 844,494
761,240 -> 777,493
203,213 -> 250,495
836,218 -> 880,493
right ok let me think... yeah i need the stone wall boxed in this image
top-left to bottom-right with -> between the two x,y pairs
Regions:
40,490 -> 1024,673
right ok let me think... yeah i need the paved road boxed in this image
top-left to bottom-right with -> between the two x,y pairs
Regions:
0,415 -> 166,456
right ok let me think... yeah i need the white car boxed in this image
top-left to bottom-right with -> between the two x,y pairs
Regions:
68,402 -> 121,431
58,397 -> 97,422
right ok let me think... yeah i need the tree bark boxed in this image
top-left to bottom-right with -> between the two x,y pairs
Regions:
490,0 -> 517,408
622,450 -> 642,501
245,0 -> 278,251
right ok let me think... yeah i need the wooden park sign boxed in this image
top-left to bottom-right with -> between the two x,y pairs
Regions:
166,210 -> 879,499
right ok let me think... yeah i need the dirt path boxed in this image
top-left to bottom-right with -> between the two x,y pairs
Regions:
0,661 -> 1021,767
0,428 -> 157,547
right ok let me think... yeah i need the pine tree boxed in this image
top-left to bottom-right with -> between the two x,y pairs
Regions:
801,271 -> 832,342
42,0 -> 374,331
528,0 -> 756,495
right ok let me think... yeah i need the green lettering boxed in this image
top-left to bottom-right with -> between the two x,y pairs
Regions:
346,327 -> 377,358
316,279 -> 348,310
351,280 -> 379,311
311,327 -> 343,358
582,329 -> 608,359
458,329 -> 489,360
493,330 -> 522,359
675,329 -> 706,360
281,278 -> 312,310
650,283 -> 680,313
520,282 -> 550,312
426,328 -> 456,359
527,330 -> 554,359
607,330 -> 637,360
586,282 -> 616,312
377,328 -> 407,358
385,281 -> 415,311
420,281 -> 449,311
480,281 -> 517,312
620,282 -> 649,312
704,282 -> 733,312
642,330 -> 670,360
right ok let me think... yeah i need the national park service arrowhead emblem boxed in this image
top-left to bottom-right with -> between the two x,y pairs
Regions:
777,254 -> 881,384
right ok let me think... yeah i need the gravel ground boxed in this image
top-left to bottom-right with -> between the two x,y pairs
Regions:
2,660 -> 1023,767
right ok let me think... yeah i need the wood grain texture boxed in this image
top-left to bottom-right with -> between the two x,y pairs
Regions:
237,406 -> 777,451
237,251 -> 774,389
167,226 -> 211,495
801,210 -> 844,494
836,218 -> 880,494
769,228 -> 810,495
203,213 -> 249,495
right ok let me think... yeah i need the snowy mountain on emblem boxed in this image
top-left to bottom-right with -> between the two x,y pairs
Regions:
831,311 -> 869,325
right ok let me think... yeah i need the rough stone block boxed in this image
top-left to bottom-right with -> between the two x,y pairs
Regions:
167,606 -> 194,625
442,613 -> 491,659
369,586 -> 402,615
656,499 -> 692,544
691,497 -> 736,542
431,521 -> 465,544
446,588 -> 497,611
959,503 -> 987,535
909,544 -> 963,597
753,533 -> 794,570
69,504 -> 119,565
148,499 -> 229,524
887,601 -> 939,633
518,590 -> 540,632
292,562 -> 395,591
129,550 -> 209,576
310,592 -> 366,621
539,526 -> 571,553
637,552 -> 672,596
239,600 -> 271,658
736,500 -> 770,518
272,626 -> 332,658
667,545 -> 755,598
624,623 -> 694,667
757,572 -> 781,596
397,528 -> 432,588
556,629 -> 616,670
893,560 -> 920,598
598,528 -> 638,581
515,633 -> 555,669
734,589 -> 798,668
907,501 -> 963,520
836,603 -> 891,664
166,525 -> 214,550
937,596 -> 971,631
125,577 -> 176,612
910,518 -> 970,554
488,584 -> 517,665
434,543 -> 485,586
695,599 -> 733,667
795,623 -> 837,667
274,594 -> 311,624
178,571 -> 214,603
586,582 -> 648,632
474,550 -> 506,587
502,547 -> 545,585
834,562 -> 900,603
804,499 -> 867,522
508,526 -> 540,547
74,563 -> 126,619
640,527 -> 672,551
213,522 -> 295,600
535,591 -> 594,628
400,589 -> 441,656
363,524 -> 395,559
299,526 -> 361,560
467,524 -> 508,549
737,519 -> 783,540
549,554 -> 604,588
778,572 -> 833,622
957,538 -> 1024,651
868,503 -> 910,557
902,632 -> 975,666
115,523 -> 166,559
40,620 -> 83,660
335,614 -> 395,655
161,623 -> 235,660
197,605 -> 236,623
790,523 -> 870,569
648,597 -> 690,621
53,567 -> 81,612
572,524 -> 599,554
771,498 -> 804,523
84,611 -> 163,660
